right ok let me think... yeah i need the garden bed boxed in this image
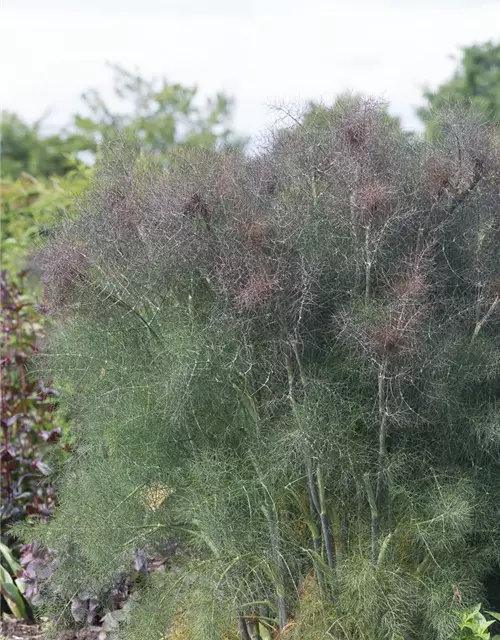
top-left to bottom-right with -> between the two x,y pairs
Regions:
0,620 -> 105,640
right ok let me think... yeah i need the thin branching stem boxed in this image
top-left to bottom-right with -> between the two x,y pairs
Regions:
471,295 -> 499,343
364,222 -> 372,304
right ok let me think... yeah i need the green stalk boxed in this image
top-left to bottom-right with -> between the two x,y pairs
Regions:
316,465 -> 335,571
471,295 -> 499,343
307,471 -> 327,587
286,354 -> 325,584
261,505 -> 287,629
372,358 -> 388,568
364,222 -> 372,304
377,532 -> 392,567
376,357 -> 388,502
288,481 -> 325,590
331,508 -> 344,565
364,473 -> 378,566
306,460 -> 321,518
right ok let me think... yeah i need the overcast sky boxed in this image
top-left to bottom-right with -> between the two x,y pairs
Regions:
1,0 -> 500,141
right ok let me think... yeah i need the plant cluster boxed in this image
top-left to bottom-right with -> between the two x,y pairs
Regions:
455,604 -> 500,640
1,272 -> 62,548
27,97 -> 500,639
1,170 -> 90,280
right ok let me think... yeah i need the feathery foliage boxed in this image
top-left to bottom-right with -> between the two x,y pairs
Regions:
24,98 -> 500,639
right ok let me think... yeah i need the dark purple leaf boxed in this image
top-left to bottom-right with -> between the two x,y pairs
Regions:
6,414 -> 24,427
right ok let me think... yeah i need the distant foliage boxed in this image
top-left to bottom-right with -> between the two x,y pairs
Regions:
1,65 -> 242,184
0,111 -> 89,180
72,63 -> 245,155
27,98 -> 500,639
418,41 -> 500,128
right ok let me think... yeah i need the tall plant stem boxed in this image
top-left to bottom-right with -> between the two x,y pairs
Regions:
316,465 -> 335,571
364,222 -> 372,304
471,295 -> 499,343
364,473 -> 378,566
376,357 -> 388,502
261,504 -> 287,629
305,461 -> 326,590
290,338 -> 307,391
286,354 -> 328,584
311,174 -> 318,205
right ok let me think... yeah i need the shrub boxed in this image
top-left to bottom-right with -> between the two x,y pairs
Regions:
1,272 -> 62,541
1,169 -> 89,281
26,98 -> 500,639
0,271 -> 66,621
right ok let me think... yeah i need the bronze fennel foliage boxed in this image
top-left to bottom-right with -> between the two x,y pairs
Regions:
23,98 -> 500,639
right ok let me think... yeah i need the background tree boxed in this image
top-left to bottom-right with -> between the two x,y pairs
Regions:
72,63 -> 244,155
0,112 -> 87,179
1,64 -> 241,182
418,41 -> 500,127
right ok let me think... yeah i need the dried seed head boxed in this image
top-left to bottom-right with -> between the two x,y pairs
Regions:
144,483 -> 173,512
339,98 -> 382,151
393,271 -> 426,303
350,182 -> 392,219
182,193 -> 211,231
244,218 -> 273,248
424,156 -> 454,198
235,274 -> 280,311
372,324 -> 401,356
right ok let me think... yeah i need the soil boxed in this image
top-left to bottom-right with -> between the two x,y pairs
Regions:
0,620 -> 105,640
59,628 -> 104,640
0,620 -> 44,640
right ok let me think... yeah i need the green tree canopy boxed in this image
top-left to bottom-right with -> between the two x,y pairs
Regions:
1,65 -> 242,180
418,41 -> 500,127
73,64 -> 244,155
0,112 -> 88,180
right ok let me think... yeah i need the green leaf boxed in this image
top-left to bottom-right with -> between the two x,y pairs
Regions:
486,611 -> 500,622
258,622 -> 273,640
233,384 -> 260,425
0,565 -> 27,618
0,563 -> 15,586
0,542 -> 21,573
2,584 -> 27,618
16,578 -> 28,596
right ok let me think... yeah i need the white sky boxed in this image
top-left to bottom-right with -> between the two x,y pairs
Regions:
1,0 -> 500,140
